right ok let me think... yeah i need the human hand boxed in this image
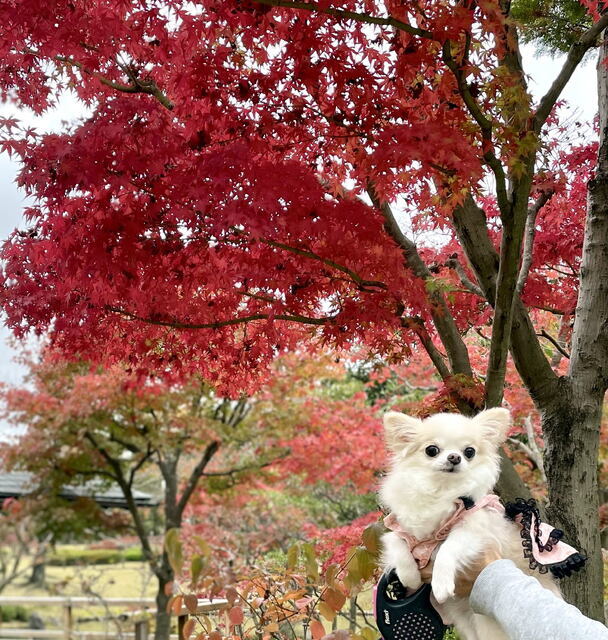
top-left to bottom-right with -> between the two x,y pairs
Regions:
454,547 -> 502,598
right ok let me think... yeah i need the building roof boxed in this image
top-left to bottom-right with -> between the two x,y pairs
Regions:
0,471 -> 159,509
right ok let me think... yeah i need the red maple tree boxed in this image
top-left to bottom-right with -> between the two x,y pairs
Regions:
2,0 -> 608,618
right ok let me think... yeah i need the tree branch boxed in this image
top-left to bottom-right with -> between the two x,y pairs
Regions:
251,0 -> 433,38
127,444 -> 155,491
538,329 -> 571,360
451,194 -> 559,407
83,432 -> 159,574
176,440 -> 220,518
53,55 -> 174,110
260,239 -> 388,291
508,415 -> 546,483
441,40 -> 510,214
106,306 -> 338,328
516,190 -> 555,294
401,316 -> 451,380
367,186 -> 473,377
200,452 -> 290,484
446,256 -> 484,297
534,14 -> 608,132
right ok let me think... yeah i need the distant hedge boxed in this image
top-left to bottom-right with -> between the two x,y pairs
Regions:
0,605 -> 28,622
48,547 -> 144,566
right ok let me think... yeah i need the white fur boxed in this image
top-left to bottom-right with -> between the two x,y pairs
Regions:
379,408 -> 559,640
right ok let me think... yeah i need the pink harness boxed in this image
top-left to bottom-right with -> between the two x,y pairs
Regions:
384,495 -> 586,577
384,495 -> 504,569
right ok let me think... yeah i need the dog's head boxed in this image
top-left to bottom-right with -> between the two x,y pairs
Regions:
382,408 -> 511,498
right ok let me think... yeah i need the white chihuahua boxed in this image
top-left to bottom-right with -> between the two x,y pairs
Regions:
379,408 -> 558,640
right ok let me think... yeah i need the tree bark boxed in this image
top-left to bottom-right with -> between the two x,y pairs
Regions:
154,555 -> 174,640
27,562 -> 46,588
543,42 -> 608,619
544,388 -> 604,621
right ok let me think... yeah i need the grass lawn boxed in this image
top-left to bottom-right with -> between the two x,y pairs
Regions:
0,554 -> 157,635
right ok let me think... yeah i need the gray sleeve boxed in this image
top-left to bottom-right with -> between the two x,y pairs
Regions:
469,559 -> 608,640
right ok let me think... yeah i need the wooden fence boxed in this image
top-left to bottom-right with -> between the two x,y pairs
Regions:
0,597 -> 228,640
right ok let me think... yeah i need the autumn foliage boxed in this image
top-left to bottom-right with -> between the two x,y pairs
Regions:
3,0 -> 608,624
0,0 -> 593,398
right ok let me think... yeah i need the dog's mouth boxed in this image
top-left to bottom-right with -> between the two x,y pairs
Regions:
441,466 -> 460,473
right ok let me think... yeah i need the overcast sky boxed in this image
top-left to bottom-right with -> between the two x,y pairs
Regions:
0,45 -> 599,436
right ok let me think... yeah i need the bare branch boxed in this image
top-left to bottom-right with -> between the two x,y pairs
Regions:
508,415 -> 546,483
401,316 -> 451,380
127,444 -> 155,491
534,14 -> 608,132
83,431 -> 159,574
201,451 -> 290,479
441,40 -> 509,214
451,195 -> 559,407
550,314 -> 573,368
538,329 -> 571,359
176,441 -> 220,517
516,190 -> 555,294
446,256 -> 484,297
367,186 -> 473,377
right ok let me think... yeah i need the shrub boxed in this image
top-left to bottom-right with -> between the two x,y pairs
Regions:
48,547 -> 144,566
0,605 -> 29,622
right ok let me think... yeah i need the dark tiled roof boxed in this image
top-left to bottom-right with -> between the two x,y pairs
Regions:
0,471 -> 159,508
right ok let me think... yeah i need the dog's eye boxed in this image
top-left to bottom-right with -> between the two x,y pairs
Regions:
464,447 -> 476,459
425,445 -> 440,457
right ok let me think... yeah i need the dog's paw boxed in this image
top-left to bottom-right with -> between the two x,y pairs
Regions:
396,565 -> 422,591
431,574 -> 455,603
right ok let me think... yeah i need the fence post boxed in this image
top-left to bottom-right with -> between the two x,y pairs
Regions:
135,618 -> 149,640
62,602 -> 73,640
178,613 -> 186,640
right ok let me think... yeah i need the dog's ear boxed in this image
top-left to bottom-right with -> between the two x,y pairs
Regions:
383,411 -> 421,452
472,407 -> 511,445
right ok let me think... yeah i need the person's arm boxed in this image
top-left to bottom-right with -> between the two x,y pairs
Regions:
470,559 -> 608,640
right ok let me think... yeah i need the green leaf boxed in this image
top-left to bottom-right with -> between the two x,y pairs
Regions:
355,547 -> 376,582
192,535 -> 211,560
301,542 -> 319,580
361,522 -> 384,556
165,528 -> 183,575
190,554 -> 205,583
286,543 -> 299,572
343,547 -> 360,588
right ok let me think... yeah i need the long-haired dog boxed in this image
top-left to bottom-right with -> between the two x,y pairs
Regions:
379,408 -> 559,640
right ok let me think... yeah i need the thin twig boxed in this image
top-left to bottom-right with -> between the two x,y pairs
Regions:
446,256 -> 484,297
538,329 -> 571,359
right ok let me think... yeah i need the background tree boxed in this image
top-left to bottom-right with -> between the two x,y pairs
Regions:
1,356 -> 287,640
1,0 -> 607,617
0,498 -> 49,595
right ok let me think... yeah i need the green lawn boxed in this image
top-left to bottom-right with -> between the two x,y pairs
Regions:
1,556 -> 157,635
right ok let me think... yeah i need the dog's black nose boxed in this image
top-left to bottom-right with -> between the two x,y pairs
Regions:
447,453 -> 461,465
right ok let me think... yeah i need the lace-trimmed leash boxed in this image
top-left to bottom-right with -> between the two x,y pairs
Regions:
505,498 -> 587,578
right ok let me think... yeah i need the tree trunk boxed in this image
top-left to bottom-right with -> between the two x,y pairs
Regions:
27,562 -> 46,588
154,555 -> 175,640
156,455 -> 180,640
544,393 -> 604,621
542,45 -> 608,618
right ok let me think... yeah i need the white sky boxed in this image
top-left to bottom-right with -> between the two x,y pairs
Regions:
0,44 -> 599,435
